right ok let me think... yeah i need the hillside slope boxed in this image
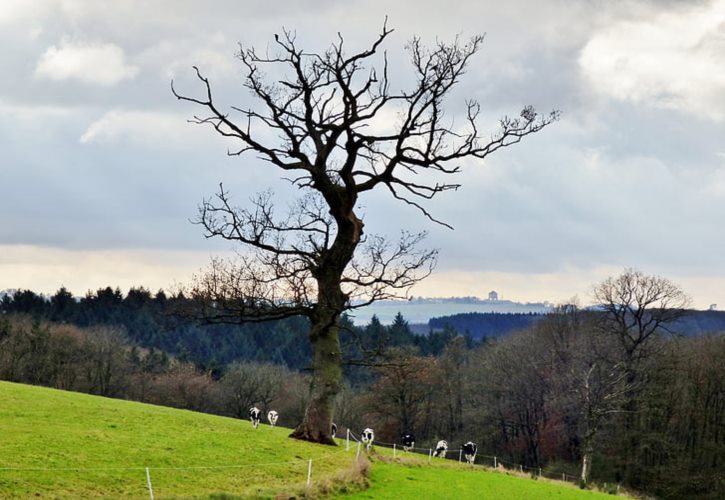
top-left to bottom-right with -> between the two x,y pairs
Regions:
0,381 -> 354,498
0,382 -> 620,498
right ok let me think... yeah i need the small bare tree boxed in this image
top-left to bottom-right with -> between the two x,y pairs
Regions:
592,269 -> 690,482
172,21 -> 557,443
533,304 -> 631,484
593,269 -> 690,369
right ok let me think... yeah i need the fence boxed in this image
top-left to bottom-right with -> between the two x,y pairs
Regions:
0,445 -> 356,499
347,429 -> 581,484
0,428 -> 580,498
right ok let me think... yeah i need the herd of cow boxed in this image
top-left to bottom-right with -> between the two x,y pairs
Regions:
248,406 -> 478,464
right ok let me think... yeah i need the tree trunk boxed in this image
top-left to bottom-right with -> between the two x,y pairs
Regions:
289,308 -> 343,445
580,447 -> 592,485
290,201 -> 361,444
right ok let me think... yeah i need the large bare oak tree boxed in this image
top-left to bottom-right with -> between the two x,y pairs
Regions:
172,21 -> 558,443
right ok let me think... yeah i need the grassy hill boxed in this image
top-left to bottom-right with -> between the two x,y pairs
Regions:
0,381 -> 621,498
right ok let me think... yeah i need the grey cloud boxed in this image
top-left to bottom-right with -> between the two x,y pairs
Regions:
2,0 -> 724,295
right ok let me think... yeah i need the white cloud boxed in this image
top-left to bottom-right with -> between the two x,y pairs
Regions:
35,38 -> 139,85
579,0 -> 725,120
0,100 -> 72,121
78,108 -> 241,152
80,109 -> 194,146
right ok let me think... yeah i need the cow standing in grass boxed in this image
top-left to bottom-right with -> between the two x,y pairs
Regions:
361,428 -> 374,450
400,432 -> 415,452
249,407 -> 261,428
267,410 -> 278,427
331,423 -> 337,438
433,440 -> 448,458
462,442 -> 477,464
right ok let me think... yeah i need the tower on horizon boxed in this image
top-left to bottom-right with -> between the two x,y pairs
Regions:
488,290 -> 498,301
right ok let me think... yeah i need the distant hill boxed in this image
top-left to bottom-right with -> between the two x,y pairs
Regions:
428,312 -> 544,340
672,309 -> 725,335
351,297 -> 553,325
424,309 -> 725,340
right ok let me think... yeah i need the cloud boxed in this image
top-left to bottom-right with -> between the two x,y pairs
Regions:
79,109 -> 199,146
35,38 -> 139,85
579,0 -> 725,120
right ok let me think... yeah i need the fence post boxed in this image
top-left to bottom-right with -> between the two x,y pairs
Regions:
428,449 -> 432,462
519,464 -> 523,473
346,428 -> 350,451
538,467 -> 542,477
458,449 -> 462,463
307,459 -> 312,487
145,467 -> 154,500
493,456 -> 497,469
562,472 -> 566,481
356,441 -> 361,461
393,444 -> 397,458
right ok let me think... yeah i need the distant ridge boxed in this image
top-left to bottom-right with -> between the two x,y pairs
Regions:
350,296 -> 553,325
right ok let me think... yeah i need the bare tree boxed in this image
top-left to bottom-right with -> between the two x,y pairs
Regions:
593,269 -> 690,370
220,362 -> 289,418
365,347 -> 438,439
172,21 -> 557,443
592,269 -> 690,483
537,305 -> 631,485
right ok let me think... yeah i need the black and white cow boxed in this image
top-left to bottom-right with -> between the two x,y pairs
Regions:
267,410 -> 278,427
249,406 -> 261,428
433,440 -> 448,458
361,428 -> 375,450
462,441 -> 477,464
331,422 -> 337,438
400,432 -> 416,452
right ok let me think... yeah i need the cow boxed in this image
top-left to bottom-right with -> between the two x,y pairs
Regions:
462,441 -> 477,464
361,428 -> 375,450
433,440 -> 448,458
400,432 -> 416,452
249,406 -> 261,428
331,422 -> 337,438
267,410 -> 278,427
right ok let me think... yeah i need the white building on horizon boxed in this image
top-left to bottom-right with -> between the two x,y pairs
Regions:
488,290 -> 498,301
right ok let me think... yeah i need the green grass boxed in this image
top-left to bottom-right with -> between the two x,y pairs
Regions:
0,381 -> 355,498
0,381 -> 621,498
342,458 -> 616,499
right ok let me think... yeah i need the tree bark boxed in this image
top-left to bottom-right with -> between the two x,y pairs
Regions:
288,198 -> 363,444
580,446 -> 592,485
289,312 -> 343,444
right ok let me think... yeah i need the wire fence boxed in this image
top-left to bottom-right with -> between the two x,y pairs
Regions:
0,444 -> 356,499
346,429 -> 581,484
0,426 -> 581,498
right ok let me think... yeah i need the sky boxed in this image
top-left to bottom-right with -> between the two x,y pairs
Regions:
1,0 -> 724,309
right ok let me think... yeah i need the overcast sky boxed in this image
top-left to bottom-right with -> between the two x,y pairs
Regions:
2,0 -> 724,308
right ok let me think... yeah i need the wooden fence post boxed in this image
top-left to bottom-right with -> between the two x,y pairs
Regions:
145,467 -> 154,500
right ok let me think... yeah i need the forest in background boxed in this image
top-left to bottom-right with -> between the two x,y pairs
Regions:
1,286 -> 723,499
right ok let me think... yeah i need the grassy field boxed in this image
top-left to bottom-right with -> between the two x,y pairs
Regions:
0,381 -> 620,498
345,459 -> 616,499
0,381 -> 356,498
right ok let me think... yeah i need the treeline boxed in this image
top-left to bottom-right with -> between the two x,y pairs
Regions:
0,315 -> 312,427
0,288 -> 466,379
429,309 -> 725,340
428,312 -> 543,340
1,287 -> 312,373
